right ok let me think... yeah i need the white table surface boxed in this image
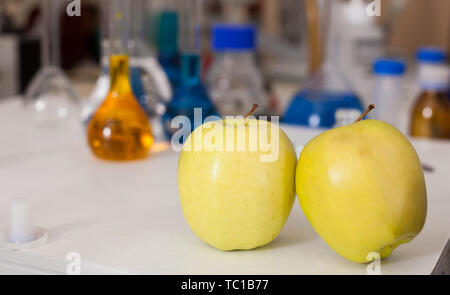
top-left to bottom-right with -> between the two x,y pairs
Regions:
0,98 -> 449,275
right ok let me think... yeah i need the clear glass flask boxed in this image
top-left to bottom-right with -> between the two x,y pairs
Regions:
129,0 -> 172,142
24,0 -> 80,127
129,0 -> 172,114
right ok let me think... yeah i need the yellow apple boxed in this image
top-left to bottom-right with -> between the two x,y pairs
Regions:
296,119 -> 427,263
178,118 -> 297,250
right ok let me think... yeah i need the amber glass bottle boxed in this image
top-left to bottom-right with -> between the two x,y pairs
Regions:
410,90 -> 450,139
410,54 -> 450,139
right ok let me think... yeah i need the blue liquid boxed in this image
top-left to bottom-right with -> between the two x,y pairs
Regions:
158,53 -> 181,89
282,90 -> 363,128
180,54 -> 201,87
162,53 -> 218,142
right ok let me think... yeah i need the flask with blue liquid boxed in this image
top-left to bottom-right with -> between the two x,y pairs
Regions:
162,0 -> 217,142
282,0 -> 363,128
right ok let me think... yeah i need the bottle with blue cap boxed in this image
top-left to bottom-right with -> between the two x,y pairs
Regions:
207,24 -> 271,116
410,47 -> 450,139
372,58 -> 407,132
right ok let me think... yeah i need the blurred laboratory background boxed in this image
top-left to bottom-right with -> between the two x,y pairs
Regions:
0,0 -> 449,142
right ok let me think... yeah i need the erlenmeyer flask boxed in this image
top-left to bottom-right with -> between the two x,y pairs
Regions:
87,0 -> 153,161
24,0 -> 80,127
282,0 -> 363,128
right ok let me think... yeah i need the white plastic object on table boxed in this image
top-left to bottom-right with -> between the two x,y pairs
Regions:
0,199 -> 48,250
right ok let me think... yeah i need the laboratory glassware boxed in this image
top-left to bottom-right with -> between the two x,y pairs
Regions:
410,47 -> 450,139
24,0 -> 80,127
157,10 -> 181,89
207,24 -> 271,117
80,0 -> 110,125
87,0 -> 153,161
282,0 -> 363,128
373,58 -> 407,132
129,0 -> 172,142
129,0 -> 172,115
162,0 -> 217,142
82,0 -> 171,132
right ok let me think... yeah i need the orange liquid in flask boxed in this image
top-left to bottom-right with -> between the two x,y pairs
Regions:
87,55 -> 153,160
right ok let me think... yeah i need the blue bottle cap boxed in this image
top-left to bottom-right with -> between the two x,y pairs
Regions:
211,24 -> 256,51
373,58 -> 406,75
416,47 -> 447,63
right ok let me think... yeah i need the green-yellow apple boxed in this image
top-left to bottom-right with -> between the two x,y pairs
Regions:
296,113 -> 427,263
178,117 -> 297,250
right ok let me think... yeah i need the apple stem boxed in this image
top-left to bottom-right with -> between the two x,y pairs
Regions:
354,104 -> 375,123
245,104 -> 259,119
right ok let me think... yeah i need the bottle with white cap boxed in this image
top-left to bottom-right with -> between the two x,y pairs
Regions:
372,58 -> 407,132
410,47 -> 450,139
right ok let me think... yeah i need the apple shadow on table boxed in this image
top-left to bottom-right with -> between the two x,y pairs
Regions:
255,209 -> 320,251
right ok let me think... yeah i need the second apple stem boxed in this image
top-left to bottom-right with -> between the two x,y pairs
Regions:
355,104 -> 375,123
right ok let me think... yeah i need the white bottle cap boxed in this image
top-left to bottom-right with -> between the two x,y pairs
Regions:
9,199 -> 35,243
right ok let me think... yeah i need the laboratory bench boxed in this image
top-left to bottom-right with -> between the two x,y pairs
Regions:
0,97 -> 449,275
